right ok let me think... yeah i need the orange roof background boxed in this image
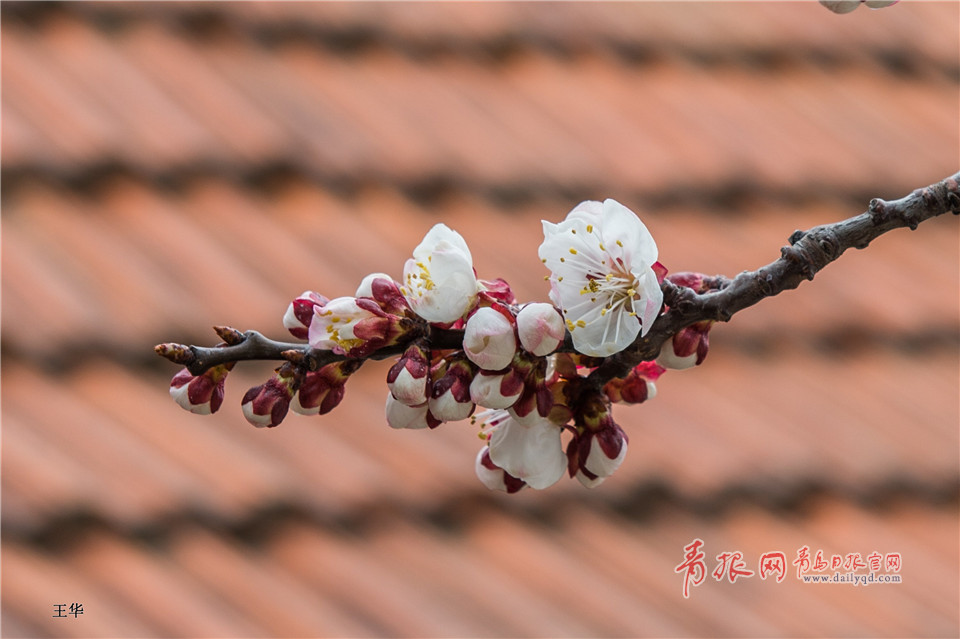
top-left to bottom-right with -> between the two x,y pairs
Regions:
2,2 -> 958,637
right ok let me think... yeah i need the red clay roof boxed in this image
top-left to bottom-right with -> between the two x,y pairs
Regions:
2,2 -> 958,637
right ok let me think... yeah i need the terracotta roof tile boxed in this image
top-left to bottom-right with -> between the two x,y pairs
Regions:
2,2 -> 957,636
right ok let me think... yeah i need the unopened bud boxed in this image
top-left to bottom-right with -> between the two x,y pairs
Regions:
478,278 -> 517,305
387,342 -> 431,406
475,447 -> 526,493
169,363 -> 234,415
292,360 -> 361,416
429,353 -> 476,422
385,394 -> 441,430
241,366 -> 296,428
284,291 -> 329,340
463,305 -> 517,371
309,296 -> 410,358
657,321 -> 712,370
517,303 -> 565,356
568,392 -> 628,488
568,421 -> 628,489
604,361 -> 664,404
355,272 -> 396,298
470,367 -> 524,410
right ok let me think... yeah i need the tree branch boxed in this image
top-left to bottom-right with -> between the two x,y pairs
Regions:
587,171 -> 960,386
156,172 -> 959,381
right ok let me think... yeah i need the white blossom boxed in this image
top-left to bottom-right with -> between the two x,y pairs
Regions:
402,224 -> 479,323
480,410 -> 566,490
539,199 -> 662,357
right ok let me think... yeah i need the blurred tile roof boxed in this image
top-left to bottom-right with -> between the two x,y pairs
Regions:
2,2 -> 958,637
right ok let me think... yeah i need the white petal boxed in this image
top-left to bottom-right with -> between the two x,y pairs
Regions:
570,306 -> 640,358
470,373 -> 522,409
656,341 -> 697,370
475,448 -> 509,492
429,390 -> 474,422
389,367 -> 428,406
241,401 -> 275,428
634,267 -> 663,336
584,437 -> 628,479
290,393 -> 321,416
169,383 -> 212,415
602,199 -> 658,267
575,469 -> 606,488
566,200 -> 604,224
356,272 -> 394,298
384,394 -> 430,429
413,223 -> 473,265
488,416 -> 565,490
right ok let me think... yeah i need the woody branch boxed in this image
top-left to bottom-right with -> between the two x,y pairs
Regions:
156,171 -> 960,378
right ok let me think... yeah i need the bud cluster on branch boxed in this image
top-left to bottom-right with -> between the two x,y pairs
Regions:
156,172 -> 960,494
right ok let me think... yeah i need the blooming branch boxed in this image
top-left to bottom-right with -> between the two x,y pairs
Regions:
155,171 -> 959,492
587,171 -> 960,387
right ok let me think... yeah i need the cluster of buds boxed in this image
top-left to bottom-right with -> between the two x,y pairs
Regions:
157,199 -> 719,494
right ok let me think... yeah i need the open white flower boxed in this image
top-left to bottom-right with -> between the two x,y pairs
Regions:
480,410 -> 566,490
402,224 -> 480,323
538,199 -> 663,357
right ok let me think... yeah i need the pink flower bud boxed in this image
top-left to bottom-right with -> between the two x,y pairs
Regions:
384,394 -> 441,430
463,306 -> 517,371
517,303 -> 565,356
309,296 -> 409,358
428,354 -> 476,422
291,360 -> 361,416
478,278 -> 517,305
568,420 -> 628,489
604,361 -> 664,404
657,321 -> 712,370
169,363 -> 234,415
475,447 -> 526,493
387,343 -> 431,407
241,367 -> 296,428
567,390 -> 628,487
470,368 -> 524,410
355,272 -> 395,298
283,291 -> 329,340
